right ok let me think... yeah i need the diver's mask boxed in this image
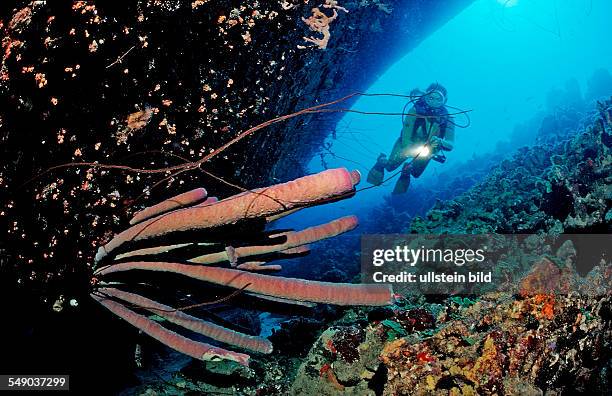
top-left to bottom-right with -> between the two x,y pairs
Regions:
423,89 -> 447,109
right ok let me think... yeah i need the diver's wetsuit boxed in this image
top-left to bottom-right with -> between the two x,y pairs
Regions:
367,98 -> 454,191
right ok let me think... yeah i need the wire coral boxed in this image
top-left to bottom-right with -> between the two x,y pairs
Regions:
90,168 -> 393,366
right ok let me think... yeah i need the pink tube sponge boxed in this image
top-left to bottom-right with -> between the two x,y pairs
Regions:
98,287 -> 273,354
96,261 -> 393,306
91,292 -> 251,366
129,188 -> 208,225
96,168 -> 356,262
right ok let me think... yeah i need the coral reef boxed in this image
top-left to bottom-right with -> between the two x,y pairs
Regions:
289,274 -> 611,395
409,97 -> 612,235
379,291 -> 611,395
290,323 -> 386,395
284,99 -> 612,396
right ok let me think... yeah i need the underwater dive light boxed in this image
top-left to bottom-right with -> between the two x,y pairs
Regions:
414,145 -> 431,157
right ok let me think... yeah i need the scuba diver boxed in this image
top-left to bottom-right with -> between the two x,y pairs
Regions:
367,83 -> 455,194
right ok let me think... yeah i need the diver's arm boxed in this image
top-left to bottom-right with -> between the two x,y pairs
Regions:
400,105 -> 417,146
436,122 -> 455,151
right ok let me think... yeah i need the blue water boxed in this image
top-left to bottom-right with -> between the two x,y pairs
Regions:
277,0 -> 612,231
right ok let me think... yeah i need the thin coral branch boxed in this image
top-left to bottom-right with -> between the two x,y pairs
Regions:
244,292 -> 317,308
23,93 -> 471,190
106,45 -> 136,69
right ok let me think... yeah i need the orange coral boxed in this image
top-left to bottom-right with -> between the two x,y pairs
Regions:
534,294 -> 555,320
126,108 -> 153,130
468,335 -> 503,386
319,363 -> 344,391
299,7 -> 339,50
319,362 -> 331,376
8,6 -> 32,32
326,339 -> 337,354
416,351 -> 435,363
323,0 -> 349,13
519,257 -> 575,296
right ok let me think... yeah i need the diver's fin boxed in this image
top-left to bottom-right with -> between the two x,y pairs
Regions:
392,167 -> 411,194
367,167 -> 384,185
367,154 -> 387,185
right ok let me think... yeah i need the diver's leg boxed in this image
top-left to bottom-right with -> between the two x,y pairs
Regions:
385,138 -> 410,172
392,155 -> 430,194
368,138 -> 412,186
392,162 -> 411,194
366,153 -> 388,185
409,156 -> 430,178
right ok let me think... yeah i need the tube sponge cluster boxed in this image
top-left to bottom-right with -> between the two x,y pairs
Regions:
91,168 -> 393,366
